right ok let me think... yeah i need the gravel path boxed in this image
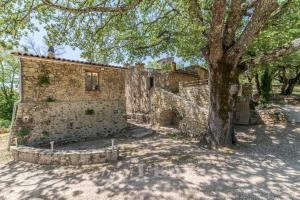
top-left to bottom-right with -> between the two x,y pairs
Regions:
0,124 -> 299,200
281,104 -> 300,123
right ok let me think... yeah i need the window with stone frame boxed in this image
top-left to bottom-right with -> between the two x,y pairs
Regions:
85,71 -> 100,91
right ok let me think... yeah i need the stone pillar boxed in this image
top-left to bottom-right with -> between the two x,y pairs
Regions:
171,62 -> 177,71
241,83 -> 252,100
234,83 -> 252,125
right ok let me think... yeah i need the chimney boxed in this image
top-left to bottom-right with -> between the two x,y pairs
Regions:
48,46 -> 55,58
171,62 -> 176,71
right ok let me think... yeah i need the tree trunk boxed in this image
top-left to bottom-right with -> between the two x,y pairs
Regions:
202,63 -> 239,148
282,72 -> 300,95
281,79 -> 289,95
254,73 -> 261,95
280,68 -> 288,95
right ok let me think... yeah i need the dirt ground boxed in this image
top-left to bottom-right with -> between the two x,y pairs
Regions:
0,124 -> 299,200
0,132 -> 10,165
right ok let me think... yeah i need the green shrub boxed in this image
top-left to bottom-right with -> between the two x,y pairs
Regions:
38,75 -> 50,85
16,127 -> 31,137
0,119 -> 11,128
16,127 -> 32,145
85,109 -> 95,115
0,92 -> 18,121
260,68 -> 272,104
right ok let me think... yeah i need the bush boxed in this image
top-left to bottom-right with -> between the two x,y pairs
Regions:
0,92 -> 18,120
16,127 -> 32,145
0,119 -> 10,128
260,68 -> 272,104
16,127 -> 31,137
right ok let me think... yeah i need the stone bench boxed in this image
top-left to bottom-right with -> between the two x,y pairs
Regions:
10,146 -> 119,165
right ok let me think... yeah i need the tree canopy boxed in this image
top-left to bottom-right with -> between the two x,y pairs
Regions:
1,0 -> 297,64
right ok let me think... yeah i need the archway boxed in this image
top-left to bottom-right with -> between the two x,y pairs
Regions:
159,109 -> 181,128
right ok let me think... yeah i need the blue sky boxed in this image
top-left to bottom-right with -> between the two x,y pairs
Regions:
19,24 -> 195,67
20,25 -> 84,61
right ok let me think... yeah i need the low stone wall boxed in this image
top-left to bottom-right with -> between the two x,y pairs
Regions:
10,100 -> 126,146
151,88 -> 208,137
250,106 -> 288,125
10,146 -> 119,165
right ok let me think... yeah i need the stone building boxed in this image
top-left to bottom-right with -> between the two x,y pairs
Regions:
10,52 -> 127,146
125,63 -> 209,136
184,65 -> 209,80
9,52 -> 211,147
126,63 -> 201,116
156,57 -> 175,67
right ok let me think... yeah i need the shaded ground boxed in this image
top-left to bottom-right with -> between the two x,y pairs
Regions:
0,123 -> 299,200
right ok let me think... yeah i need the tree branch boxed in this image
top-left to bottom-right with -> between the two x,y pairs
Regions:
188,0 -> 203,25
241,38 -> 300,69
208,0 -> 226,65
224,0 -> 242,48
226,0 -> 279,63
267,0 -> 293,25
42,0 -> 143,13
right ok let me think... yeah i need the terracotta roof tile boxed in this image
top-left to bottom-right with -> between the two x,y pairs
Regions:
11,51 -> 126,70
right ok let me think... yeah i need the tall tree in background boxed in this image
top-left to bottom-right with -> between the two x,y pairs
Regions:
276,54 -> 300,95
1,0 -> 300,147
0,52 -> 19,121
260,67 -> 272,104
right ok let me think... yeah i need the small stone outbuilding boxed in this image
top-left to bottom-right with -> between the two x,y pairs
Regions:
10,52 -> 127,146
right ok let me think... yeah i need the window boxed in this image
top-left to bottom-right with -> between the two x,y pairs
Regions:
85,71 -> 99,91
149,77 -> 154,89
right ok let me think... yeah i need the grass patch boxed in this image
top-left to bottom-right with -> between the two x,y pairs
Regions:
46,97 -> 56,102
42,130 -> 49,137
85,109 -> 95,115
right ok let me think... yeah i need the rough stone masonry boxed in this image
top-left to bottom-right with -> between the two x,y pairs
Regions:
10,53 -> 127,146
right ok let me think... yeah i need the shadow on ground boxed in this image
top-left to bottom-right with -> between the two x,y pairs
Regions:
0,124 -> 299,199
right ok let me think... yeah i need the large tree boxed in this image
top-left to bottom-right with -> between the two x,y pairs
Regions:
1,0 -> 300,147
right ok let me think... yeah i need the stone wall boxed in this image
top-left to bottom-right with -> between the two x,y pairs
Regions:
11,101 -> 126,146
179,81 -> 209,108
10,146 -> 119,165
10,57 -> 127,146
250,106 -> 288,125
125,65 -> 199,115
21,58 -> 125,102
151,88 -> 208,137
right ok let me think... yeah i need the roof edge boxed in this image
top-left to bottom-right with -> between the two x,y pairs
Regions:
11,51 -> 126,70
